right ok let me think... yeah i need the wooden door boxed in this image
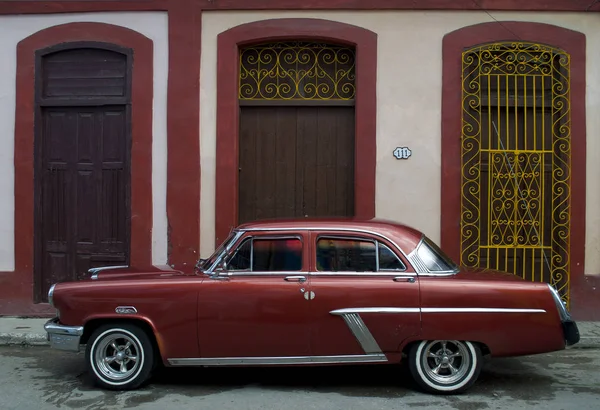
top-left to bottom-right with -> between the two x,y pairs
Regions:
37,107 -> 130,298
238,106 -> 355,224
35,46 -> 131,302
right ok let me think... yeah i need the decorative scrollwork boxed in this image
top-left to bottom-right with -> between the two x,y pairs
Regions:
460,42 -> 571,306
239,41 -> 355,101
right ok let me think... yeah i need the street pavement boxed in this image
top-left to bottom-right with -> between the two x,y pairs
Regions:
1,345 -> 599,410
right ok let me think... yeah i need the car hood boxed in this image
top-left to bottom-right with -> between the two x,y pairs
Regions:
455,266 -> 525,281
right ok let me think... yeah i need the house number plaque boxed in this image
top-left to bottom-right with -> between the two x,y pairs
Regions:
393,147 -> 412,160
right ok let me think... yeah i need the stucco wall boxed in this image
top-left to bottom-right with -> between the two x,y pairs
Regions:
199,10 -> 600,275
0,12 -> 169,269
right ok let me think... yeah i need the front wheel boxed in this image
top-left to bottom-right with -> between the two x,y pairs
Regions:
408,340 -> 482,394
85,323 -> 155,390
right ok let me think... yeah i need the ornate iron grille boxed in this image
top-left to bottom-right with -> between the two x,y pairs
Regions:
239,41 -> 356,101
460,42 -> 571,305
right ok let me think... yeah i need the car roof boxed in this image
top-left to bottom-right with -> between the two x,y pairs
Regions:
236,217 -> 425,253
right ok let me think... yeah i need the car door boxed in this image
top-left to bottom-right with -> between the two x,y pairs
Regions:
308,231 -> 421,360
197,231 -> 312,360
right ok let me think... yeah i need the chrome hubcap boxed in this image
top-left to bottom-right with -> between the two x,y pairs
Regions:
94,332 -> 141,381
421,340 -> 470,385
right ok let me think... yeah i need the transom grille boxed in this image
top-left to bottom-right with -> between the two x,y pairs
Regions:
239,41 -> 356,101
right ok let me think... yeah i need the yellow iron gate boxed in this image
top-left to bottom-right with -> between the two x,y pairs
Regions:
460,42 -> 571,305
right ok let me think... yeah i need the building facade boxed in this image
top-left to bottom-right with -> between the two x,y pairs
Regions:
0,0 -> 598,319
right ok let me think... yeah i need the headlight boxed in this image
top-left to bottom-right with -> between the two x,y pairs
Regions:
48,284 -> 56,308
547,283 -> 570,321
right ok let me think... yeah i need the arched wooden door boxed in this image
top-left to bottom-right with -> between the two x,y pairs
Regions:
237,41 -> 356,223
34,45 -> 132,302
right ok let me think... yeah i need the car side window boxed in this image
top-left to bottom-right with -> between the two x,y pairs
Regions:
228,237 -> 303,272
378,243 -> 406,271
228,239 -> 252,271
316,237 -> 406,272
316,238 -> 377,272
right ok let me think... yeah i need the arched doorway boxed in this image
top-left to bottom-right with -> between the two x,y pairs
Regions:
441,22 -> 586,309
237,41 -> 356,223
214,18 -> 378,245
460,42 -> 571,303
34,44 -> 132,302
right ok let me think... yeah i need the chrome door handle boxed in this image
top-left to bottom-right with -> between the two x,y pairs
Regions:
393,276 -> 416,283
284,275 -> 307,283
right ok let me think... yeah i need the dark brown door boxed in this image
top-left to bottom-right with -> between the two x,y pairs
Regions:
238,106 -> 355,224
37,107 -> 130,299
35,46 -> 131,302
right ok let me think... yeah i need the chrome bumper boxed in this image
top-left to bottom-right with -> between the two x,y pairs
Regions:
44,318 -> 84,352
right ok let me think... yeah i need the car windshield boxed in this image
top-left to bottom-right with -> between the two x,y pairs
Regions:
198,231 -> 238,272
416,236 -> 459,273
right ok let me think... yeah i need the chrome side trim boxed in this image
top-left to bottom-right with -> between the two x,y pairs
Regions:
88,265 -> 129,280
330,307 -> 546,314
331,307 -> 420,314
223,271 -> 308,277
421,307 -> 546,314
167,354 -> 388,366
338,313 -> 383,354
222,271 -> 418,277
309,271 -> 416,277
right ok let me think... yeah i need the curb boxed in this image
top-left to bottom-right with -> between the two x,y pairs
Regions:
0,333 -> 48,347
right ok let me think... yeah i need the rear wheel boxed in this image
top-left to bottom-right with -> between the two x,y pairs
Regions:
85,323 -> 155,390
408,340 -> 482,394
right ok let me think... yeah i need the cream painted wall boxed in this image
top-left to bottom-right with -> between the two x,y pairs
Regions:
200,10 -> 600,275
0,12 -> 169,270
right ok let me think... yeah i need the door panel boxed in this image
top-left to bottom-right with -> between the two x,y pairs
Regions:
197,233 -> 311,358
37,106 -> 129,301
238,106 -> 355,224
308,232 -> 421,356
197,275 -> 310,358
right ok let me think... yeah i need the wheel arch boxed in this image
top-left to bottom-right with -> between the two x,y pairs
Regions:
81,318 -> 163,364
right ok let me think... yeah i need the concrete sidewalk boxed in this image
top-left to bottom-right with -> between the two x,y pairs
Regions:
1,316 -> 599,349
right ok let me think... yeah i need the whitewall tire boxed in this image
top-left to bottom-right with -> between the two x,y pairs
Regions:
408,340 -> 482,394
85,323 -> 155,390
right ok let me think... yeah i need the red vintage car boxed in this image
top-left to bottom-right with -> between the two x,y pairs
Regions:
44,218 -> 579,394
